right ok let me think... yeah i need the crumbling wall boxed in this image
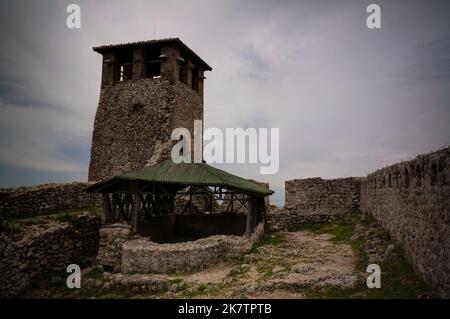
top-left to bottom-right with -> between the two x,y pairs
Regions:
266,178 -> 361,230
267,207 -> 350,231
361,147 -> 450,297
97,223 -> 133,273
121,223 -> 264,274
0,212 -> 100,297
0,182 -> 101,219
285,177 -> 362,214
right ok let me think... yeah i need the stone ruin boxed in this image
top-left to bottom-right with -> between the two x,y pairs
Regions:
85,39 -> 272,274
89,38 -> 211,182
0,37 -> 448,298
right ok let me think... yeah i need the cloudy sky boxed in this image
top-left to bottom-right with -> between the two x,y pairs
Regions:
0,0 -> 449,206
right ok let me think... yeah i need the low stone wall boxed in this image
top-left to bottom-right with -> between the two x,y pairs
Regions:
361,147 -> 450,297
98,223 -> 264,274
0,182 -> 101,219
97,223 -> 134,272
0,212 -> 101,297
285,177 -> 362,214
268,177 -> 362,231
266,208 -> 348,231
122,236 -> 245,273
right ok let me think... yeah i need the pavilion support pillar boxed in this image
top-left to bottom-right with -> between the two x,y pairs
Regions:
256,197 -> 263,225
246,196 -> 265,237
246,196 -> 256,237
111,194 -> 117,221
101,193 -> 112,223
131,193 -> 140,233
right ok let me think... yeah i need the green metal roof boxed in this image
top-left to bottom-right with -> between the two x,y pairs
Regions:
87,160 -> 273,197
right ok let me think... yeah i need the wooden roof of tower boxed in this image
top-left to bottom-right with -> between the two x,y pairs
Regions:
93,38 -> 212,71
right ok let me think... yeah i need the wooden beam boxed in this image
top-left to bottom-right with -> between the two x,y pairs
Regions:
101,193 -> 112,223
132,193 -> 140,232
111,193 -> 117,221
245,196 -> 255,237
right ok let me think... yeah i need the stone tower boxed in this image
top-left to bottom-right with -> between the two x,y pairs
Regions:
88,38 -> 212,182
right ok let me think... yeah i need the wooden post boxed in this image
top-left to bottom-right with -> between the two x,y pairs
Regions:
251,197 -> 255,232
210,194 -> 213,213
231,193 -> 234,213
189,192 -> 192,214
101,193 -> 112,223
169,194 -> 175,214
255,197 -> 262,228
132,193 -> 140,233
246,196 -> 255,237
111,193 -> 117,221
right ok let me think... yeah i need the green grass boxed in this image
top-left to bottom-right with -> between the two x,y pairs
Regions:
252,232 -> 286,251
290,219 -> 355,243
291,214 -> 433,299
18,210 -> 433,299
84,268 -> 104,280
0,207 -> 101,233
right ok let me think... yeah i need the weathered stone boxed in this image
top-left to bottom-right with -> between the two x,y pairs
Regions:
285,177 -> 363,214
97,223 -> 132,273
119,224 -> 264,274
361,147 -> 450,297
0,182 -> 101,219
0,212 -> 100,297
89,78 -> 203,182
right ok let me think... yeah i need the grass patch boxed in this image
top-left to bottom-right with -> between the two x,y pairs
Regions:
84,268 -> 104,280
289,217 -> 356,243
0,219 -> 26,233
252,233 -> 286,251
0,216 -> 48,233
296,214 -> 433,299
0,207 -> 101,233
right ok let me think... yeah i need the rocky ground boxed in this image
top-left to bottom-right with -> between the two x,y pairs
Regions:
22,213 -> 433,299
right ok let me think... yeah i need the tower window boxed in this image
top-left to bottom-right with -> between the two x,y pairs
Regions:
146,62 -> 161,78
143,46 -> 161,78
178,57 -> 188,85
116,49 -> 133,83
191,66 -> 199,92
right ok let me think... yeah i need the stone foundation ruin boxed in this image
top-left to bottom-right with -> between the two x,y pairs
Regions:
97,222 -> 264,274
86,160 -> 272,274
270,147 -> 450,297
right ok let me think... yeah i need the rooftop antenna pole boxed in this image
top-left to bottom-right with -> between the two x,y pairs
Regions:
154,24 -> 156,39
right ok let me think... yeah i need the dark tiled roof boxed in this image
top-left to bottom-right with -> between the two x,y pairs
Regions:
93,38 -> 212,71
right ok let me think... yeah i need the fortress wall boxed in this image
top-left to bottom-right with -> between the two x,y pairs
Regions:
285,177 -> 362,214
0,182 -> 101,219
0,212 -> 100,297
360,147 -> 450,297
267,177 -> 362,231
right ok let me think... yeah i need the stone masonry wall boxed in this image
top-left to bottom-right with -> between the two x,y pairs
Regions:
97,223 -> 264,274
285,177 -> 362,214
360,147 -> 450,297
0,182 -> 101,219
266,208 -> 350,232
122,223 -> 264,274
97,223 -> 133,273
0,212 -> 101,297
89,78 -> 203,182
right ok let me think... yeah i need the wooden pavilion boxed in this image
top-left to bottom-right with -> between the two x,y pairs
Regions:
85,160 -> 273,238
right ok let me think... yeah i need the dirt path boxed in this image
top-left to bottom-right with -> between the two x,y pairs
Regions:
23,216 -> 432,299
158,230 -> 357,298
